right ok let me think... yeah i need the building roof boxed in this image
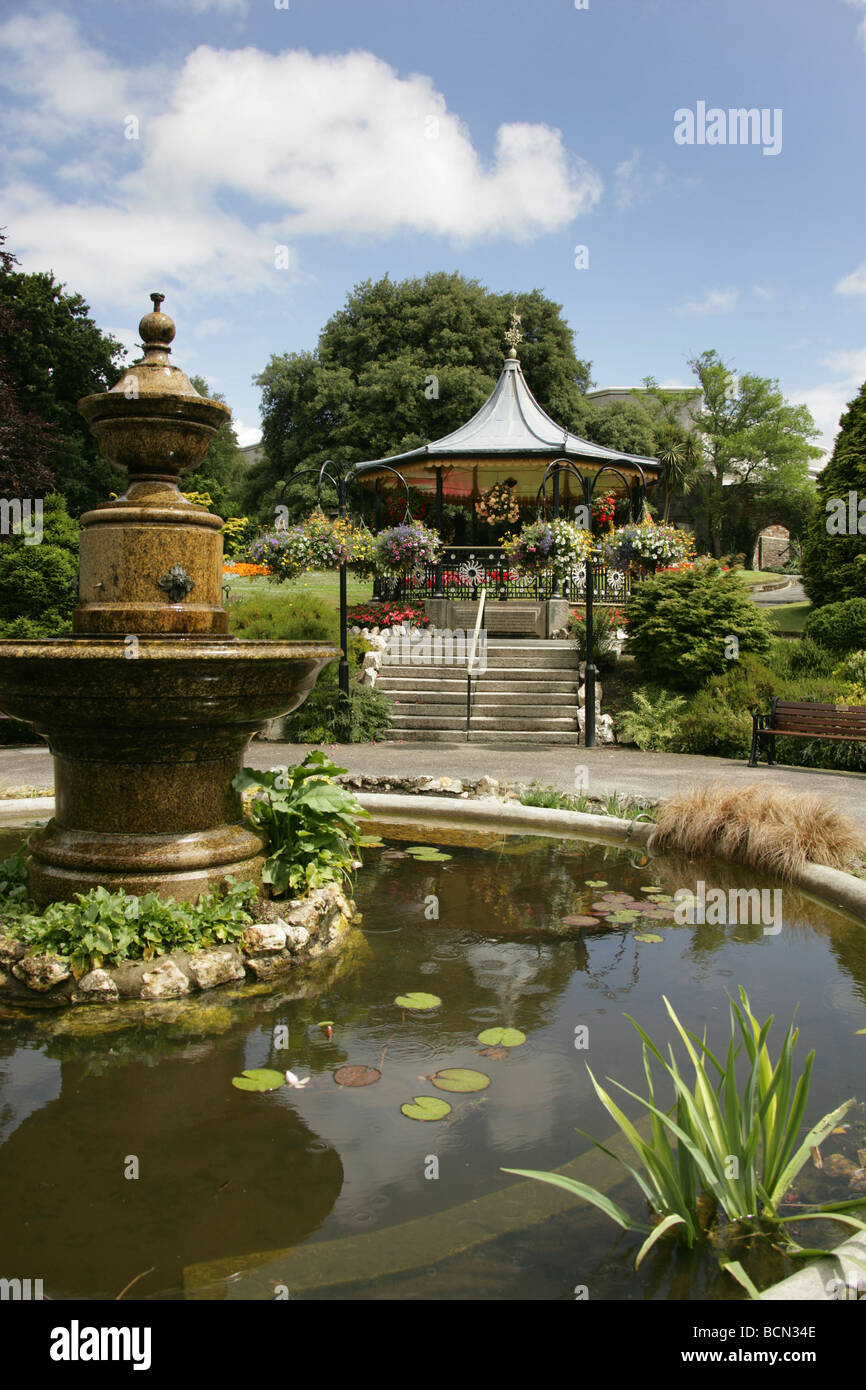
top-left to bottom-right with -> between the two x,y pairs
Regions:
355,355 -> 661,491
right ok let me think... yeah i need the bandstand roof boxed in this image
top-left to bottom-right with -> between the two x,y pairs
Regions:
355,351 -> 661,501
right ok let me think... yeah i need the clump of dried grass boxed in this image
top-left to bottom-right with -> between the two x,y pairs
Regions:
648,783 -> 865,881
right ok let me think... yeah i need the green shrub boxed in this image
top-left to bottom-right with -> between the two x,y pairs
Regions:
625,561 -> 774,691
779,636 -> 838,679
617,686 -> 687,751
833,649 -> 866,686
804,597 -> 866,654
0,493 -> 80,637
674,690 -> 753,758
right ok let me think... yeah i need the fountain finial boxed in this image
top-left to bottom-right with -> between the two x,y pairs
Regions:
138,291 -> 175,353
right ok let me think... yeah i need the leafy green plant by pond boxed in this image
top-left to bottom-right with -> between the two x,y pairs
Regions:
1,873 -> 257,978
504,989 -> 866,1292
234,750 -> 372,897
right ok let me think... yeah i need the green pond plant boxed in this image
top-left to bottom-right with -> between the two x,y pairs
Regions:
234,749 -> 375,897
504,989 -> 866,1296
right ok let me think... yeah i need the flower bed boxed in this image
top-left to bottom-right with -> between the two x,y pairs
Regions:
347,601 -> 430,629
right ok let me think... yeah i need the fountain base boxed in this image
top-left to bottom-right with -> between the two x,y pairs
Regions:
0,636 -> 339,906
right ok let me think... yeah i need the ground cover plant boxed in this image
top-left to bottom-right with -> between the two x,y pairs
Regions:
505,990 -> 866,1294
0,863 -> 258,978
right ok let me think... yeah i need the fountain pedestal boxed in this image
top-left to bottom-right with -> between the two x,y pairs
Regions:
0,296 -> 338,906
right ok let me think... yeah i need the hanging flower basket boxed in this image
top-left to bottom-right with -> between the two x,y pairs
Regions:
502,518 -> 593,577
373,522 -> 441,576
599,521 -> 694,574
247,510 -> 359,580
475,480 -> 520,525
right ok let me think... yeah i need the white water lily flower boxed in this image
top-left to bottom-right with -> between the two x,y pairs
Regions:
285,1070 -> 311,1088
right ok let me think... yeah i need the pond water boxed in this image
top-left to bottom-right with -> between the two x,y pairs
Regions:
1,824 -> 865,1301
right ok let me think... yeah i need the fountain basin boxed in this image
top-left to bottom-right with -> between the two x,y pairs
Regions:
0,636 -> 339,905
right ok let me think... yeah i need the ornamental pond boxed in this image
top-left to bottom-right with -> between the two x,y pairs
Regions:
0,824 -> 864,1301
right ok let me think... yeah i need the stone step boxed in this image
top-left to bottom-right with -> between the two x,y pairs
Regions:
389,713 -> 578,732
380,660 -> 579,677
384,729 -> 580,745
379,675 -> 580,694
385,689 -> 578,707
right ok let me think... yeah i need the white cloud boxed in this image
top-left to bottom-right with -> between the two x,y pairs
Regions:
843,0 -> 866,51
613,147 -> 668,210
0,20 -> 601,306
753,284 -> 774,300
657,377 -> 690,388
234,419 -> 262,447
675,288 -> 740,316
798,345 -> 866,457
835,261 -> 866,296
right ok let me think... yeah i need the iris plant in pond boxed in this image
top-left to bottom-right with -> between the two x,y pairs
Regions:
504,989 -> 866,1294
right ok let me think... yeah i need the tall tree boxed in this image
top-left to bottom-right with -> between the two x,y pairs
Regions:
685,350 -> 821,557
0,238 -> 126,514
182,374 -> 246,518
801,381 -> 866,605
0,235 -> 56,501
246,272 -> 594,519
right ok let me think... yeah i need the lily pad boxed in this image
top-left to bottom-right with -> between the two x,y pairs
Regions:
640,885 -> 662,892
477,1027 -> 526,1048
560,915 -> 601,928
585,880 -> 608,887
406,846 -> 452,861
231,1068 -> 286,1092
334,1065 -> 381,1086
401,1096 -> 452,1122
429,1068 -> 491,1093
358,835 -> 385,847
395,991 -> 442,1010
633,933 -> 664,944
609,909 -> 642,922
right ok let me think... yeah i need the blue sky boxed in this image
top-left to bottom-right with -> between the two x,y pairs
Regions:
1,0 -> 864,458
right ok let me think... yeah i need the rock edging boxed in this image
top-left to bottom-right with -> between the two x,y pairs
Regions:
0,882 -> 355,1008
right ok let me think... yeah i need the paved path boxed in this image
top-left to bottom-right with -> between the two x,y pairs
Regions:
4,740 -> 864,832
751,577 -> 807,606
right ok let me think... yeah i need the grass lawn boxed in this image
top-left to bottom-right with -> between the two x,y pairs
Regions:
225,571 -> 375,609
764,600 -> 811,634
737,570 -> 790,586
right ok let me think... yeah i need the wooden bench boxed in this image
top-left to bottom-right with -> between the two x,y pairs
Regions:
749,698 -> 866,766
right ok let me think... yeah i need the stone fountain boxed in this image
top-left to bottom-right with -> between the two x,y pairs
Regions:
0,295 -> 338,907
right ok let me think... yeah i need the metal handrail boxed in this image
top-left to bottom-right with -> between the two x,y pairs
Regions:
466,586 -> 487,737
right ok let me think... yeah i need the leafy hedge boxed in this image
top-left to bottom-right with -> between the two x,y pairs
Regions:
804,597 -> 866,655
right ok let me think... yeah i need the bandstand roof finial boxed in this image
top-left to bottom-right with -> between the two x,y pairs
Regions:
504,308 -> 523,359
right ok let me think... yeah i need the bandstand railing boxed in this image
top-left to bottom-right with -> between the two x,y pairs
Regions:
378,546 -> 635,605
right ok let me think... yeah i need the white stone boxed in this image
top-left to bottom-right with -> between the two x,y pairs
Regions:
596,714 -> 616,745
361,650 -> 381,671
283,924 -> 311,950
12,953 -> 71,992
187,948 -> 246,991
360,668 -> 378,687
140,958 -> 189,1000
365,633 -> 388,651
242,923 -> 287,953
76,968 -> 119,1000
